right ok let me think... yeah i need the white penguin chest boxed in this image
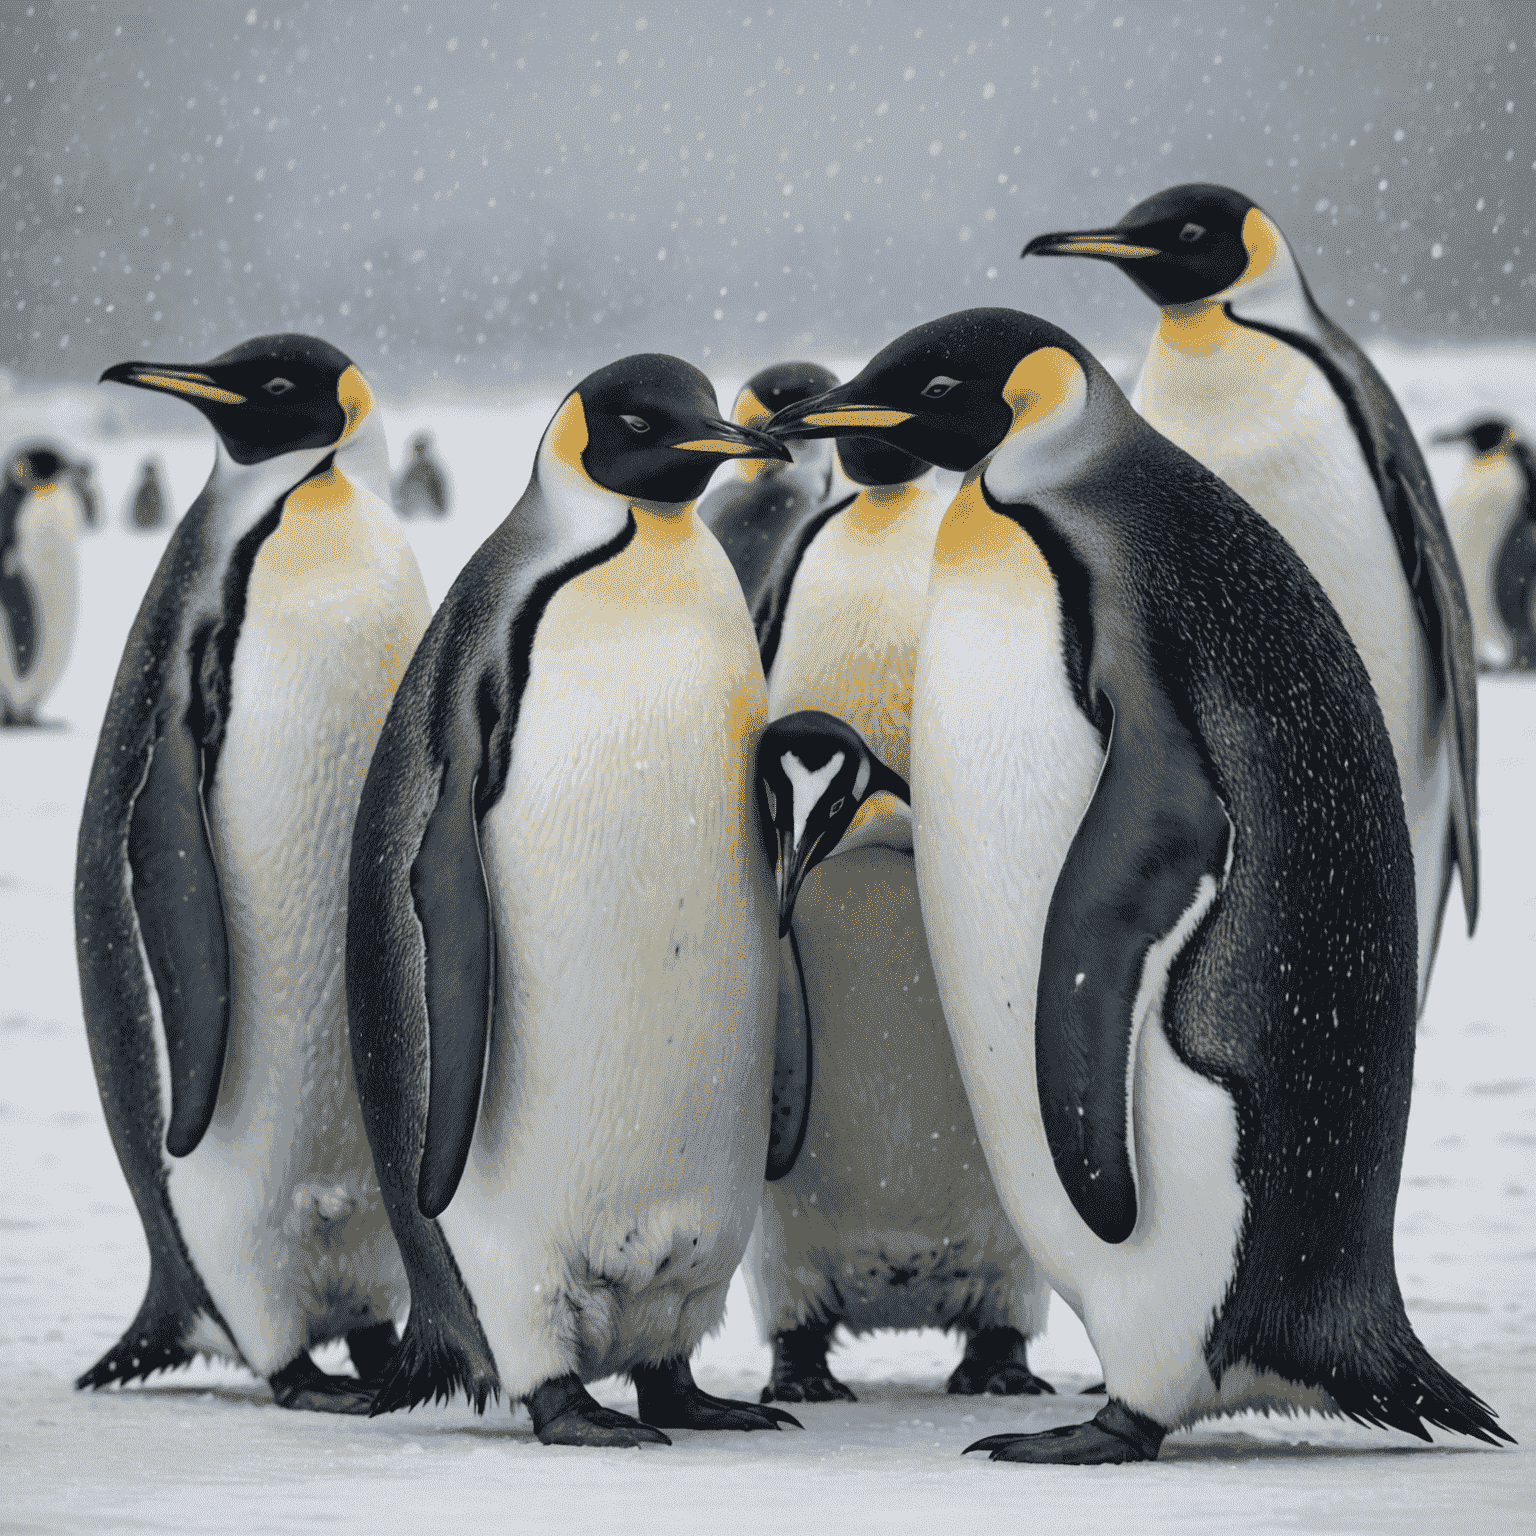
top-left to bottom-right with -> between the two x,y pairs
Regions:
1450,454 -> 1522,665
471,511 -> 776,1211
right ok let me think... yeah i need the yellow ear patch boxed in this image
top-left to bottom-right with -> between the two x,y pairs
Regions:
544,389 -> 590,476
132,372 -> 246,406
335,364 -> 374,443
802,407 -> 914,429
1001,346 -> 1083,428
732,386 -> 772,432
1240,206 -> 1282,284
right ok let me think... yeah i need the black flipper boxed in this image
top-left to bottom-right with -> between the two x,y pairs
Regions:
413,758 -> 496,1220
765,928 -> 812,1181
127,677 -> 231,1159
1034,692 -> 1231,1246
752,491 -> 857,673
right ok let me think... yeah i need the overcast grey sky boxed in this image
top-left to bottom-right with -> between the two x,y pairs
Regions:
2,0 -> 1531,392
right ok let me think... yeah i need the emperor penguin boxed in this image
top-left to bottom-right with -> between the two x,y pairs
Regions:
74,335 -> 432,1412
346,355 -> 804,1449
746,434 -> 1056,1405
1025,185 -> 1479,1008
769,307 -> 1511,1463
393,431 -> 451,520
698,360 -> 854,614
1432,418 -> 1536,670
1,444 -> 83,726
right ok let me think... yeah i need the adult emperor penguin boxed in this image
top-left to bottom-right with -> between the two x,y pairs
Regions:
1,444 -> 83,726
346,354 -> 804,1448
1433,418 -> 1536,670
74,335 -> 431,1412
698,361 -> 854,614
746,435 -> 1056,1405
769,307 -> 1511,1463
1025,185 -> 1479,1008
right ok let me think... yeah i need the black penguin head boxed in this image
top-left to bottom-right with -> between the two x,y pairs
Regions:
551,354 -> 791,504
1024,183 -> 1281,307
731,361 -> 842,481
410,432 -> 433,458
100,334 -> 374,466
1433,417 -> 1514,456
6,443 -> 71,492
757,709 -> 911,937
767,308 -> 1094,473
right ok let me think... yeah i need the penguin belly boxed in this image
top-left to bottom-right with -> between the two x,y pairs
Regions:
437,516 -> 777,1399
1137,334 -> 1449,1000
1,485 -> 80,716
1449,453 -> 1522,667
164,477 -> 428,1375
747,847 -> 1047,1340
913,527 -> 1251,1427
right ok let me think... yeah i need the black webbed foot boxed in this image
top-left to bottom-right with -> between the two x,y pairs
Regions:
526,1373 -> 671,1448
346,1321 -> 400,1386
964,1399 -> 1165,1465
760,1322 -> 858,1404
634,1356 -> 802,1431
946,1326 -> 1056,1397
269,1352 -> 376,1415
1080,1380 -> 1108,1395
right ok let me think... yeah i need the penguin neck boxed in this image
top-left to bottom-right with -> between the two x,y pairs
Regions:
843,470 -> 937,539
1154,222 -> 1309,359
208,438 -> 337,540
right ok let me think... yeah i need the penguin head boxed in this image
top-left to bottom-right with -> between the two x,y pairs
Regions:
543,354 -> 791,506
6,444 -> 72,495
101,334 -> 380,468
730,361 -> 842,483
757,709 -> 912,937
1023,183 -> 1293,308
1433,418 -> 1514,457
766,308 -> 1094,473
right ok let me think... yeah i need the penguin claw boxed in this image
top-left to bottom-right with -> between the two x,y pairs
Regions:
946,1327 -> 1054,1397
759,1372 -> 858,1405
633,1356 -> 804,1431
269,1354 -> 377,1416
537,1404 -> 673,1449
1080,1380 -> 1108,1395
963,1403 -> 1165,1465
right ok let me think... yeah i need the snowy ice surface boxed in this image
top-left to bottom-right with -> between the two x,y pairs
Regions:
2,344 -> 1533,1533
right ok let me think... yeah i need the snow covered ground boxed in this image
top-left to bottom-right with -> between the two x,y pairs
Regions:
2,343 -> 1533,1533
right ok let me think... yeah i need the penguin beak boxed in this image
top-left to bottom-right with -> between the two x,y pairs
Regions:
1022,227 -> 1161,263
1429,429 -> 1465,447
767,384 -> 913,441
672,417 -> 793,463
777,825 -> 826,938
100,360 -> 246,407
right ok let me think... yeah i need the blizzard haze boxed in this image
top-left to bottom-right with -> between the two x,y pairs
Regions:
2,0 -> 1532,394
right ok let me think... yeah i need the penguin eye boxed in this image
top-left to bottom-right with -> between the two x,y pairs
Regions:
828,797 -> 845,819
1178,223 -> 1206,244
920,375 -> 960,400
620,414 -> 651,434
263,377 -> 296,396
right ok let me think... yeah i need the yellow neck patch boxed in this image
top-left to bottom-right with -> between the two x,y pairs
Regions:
545,389 -> 592,481
845,481 -> 920,538
257,463 -> 359,577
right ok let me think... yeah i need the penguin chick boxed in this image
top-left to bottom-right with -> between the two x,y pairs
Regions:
1025,184 -> 1478,1010
346,354 -> 804,1449
1432,418 -> 1536,670
75,335 -> 431,1413
699,361 -> 855,614
747,426 -> 1059,1408
393,431 -> 451,519
0,443 -> 82,726
769,305 -> 1512,1463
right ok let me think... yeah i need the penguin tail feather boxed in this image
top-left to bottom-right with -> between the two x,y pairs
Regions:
73,1280 -> 198,1391
369,1305 -> 500,1418
1330,1340 -> 1514,1447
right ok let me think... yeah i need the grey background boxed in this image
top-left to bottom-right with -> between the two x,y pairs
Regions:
2,0 -> 1531,394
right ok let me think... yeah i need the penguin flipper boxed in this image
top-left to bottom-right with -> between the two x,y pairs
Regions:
412,755 -> 496,1221
1034,692 -> 1231,1246
128,685 -> 231,1159
765,928 -> 813,1181
751,491 -> 857,671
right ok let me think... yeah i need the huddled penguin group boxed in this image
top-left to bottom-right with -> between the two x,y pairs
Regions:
67,176 -> 1516,1466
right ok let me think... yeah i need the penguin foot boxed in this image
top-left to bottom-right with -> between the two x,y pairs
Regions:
269,1353 -> 376,1415
346,1321 -> 400,1386
633,1356 -> 802,1432
1080,1381 -> 1108,1395
964,1400 -> 1165,1465
946,1327 -> 1055,1397
760,1323 -> 858,1404
526,1373 -> 671,1448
